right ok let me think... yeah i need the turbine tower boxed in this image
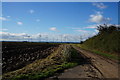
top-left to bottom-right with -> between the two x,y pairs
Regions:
80,35 -> 83,43
39,34 -> 41,42
27,36 -> 30,42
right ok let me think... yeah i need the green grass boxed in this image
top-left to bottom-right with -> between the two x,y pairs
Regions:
12,62 -> 77,80
76,26 -> 120,60
83,31 -> 120,54
92,49 -> 119,60
76,44 -> 119,60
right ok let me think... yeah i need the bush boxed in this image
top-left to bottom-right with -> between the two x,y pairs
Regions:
83,24 -> 120,54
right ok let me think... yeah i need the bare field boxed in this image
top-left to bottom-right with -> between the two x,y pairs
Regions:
2,42 -> 60,74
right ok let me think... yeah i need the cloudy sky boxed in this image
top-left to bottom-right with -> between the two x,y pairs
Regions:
0,2 -> 118,42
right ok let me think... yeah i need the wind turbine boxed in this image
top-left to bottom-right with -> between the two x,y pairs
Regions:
60,35 -> 62,43
45,35 -> 48,42
64,35 -> 67,42
27,36 -> 30,42
11,36 -> 15,41
80,35 -> 83,43
39,34 -> 41,42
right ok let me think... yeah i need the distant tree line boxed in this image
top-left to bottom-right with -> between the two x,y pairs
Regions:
97,24 -> 120,34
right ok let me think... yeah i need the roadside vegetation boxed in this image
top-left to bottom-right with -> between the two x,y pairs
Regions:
77,24 -> 120,60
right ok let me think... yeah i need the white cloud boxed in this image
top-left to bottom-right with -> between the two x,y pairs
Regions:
0,28 -> 8,31
93,3 -> 107,9
71,28 -> 81,29
36,19 -> 40,22
0,32 -> 28,40
95,29 -> 99,33
1,24 -> 119,42
29,9 -> 35,14
89,12 -> 111,23
85,26 -> 96,29
0,31 -> 101,42
73,27 -> 99,40
0,32 -> 27,36
85,24 -> 99,29
72,27 -> 89,33
11,33 -> 28,36
49,27 -> 57,31
17,21 -> 23,25
0,32 -> 86,42
7,16 -> 11,18
0,17 -> 8,21
75,29 -> 88,33
115,24 -> 120,27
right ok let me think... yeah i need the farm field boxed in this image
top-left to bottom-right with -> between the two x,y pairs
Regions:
1,42 -> 119,80
2,42 -> 60,74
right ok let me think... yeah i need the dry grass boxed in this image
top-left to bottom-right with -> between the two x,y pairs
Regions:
2,45 -> 79,80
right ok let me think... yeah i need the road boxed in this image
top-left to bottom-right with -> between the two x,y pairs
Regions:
57,46 -> 119,79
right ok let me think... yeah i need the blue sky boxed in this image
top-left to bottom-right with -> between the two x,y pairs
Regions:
0,2 -> 118,42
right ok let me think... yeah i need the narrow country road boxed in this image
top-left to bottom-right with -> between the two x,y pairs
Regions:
57,45 -> 119,79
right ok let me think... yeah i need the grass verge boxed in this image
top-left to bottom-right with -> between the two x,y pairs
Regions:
11,62 -> 77,80
74,44 -> 119,60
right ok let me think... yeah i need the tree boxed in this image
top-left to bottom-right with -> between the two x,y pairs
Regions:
97,24 -> 119,34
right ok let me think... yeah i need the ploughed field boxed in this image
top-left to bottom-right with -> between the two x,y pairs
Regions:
2,42 -> 60,74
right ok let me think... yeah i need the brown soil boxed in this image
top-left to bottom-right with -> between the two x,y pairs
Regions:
50,45 -> 119,79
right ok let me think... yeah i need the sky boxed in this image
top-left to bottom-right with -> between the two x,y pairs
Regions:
0,2 -> 118,42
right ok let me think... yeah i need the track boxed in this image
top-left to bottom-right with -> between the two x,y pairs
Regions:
57,45 -> 119,79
